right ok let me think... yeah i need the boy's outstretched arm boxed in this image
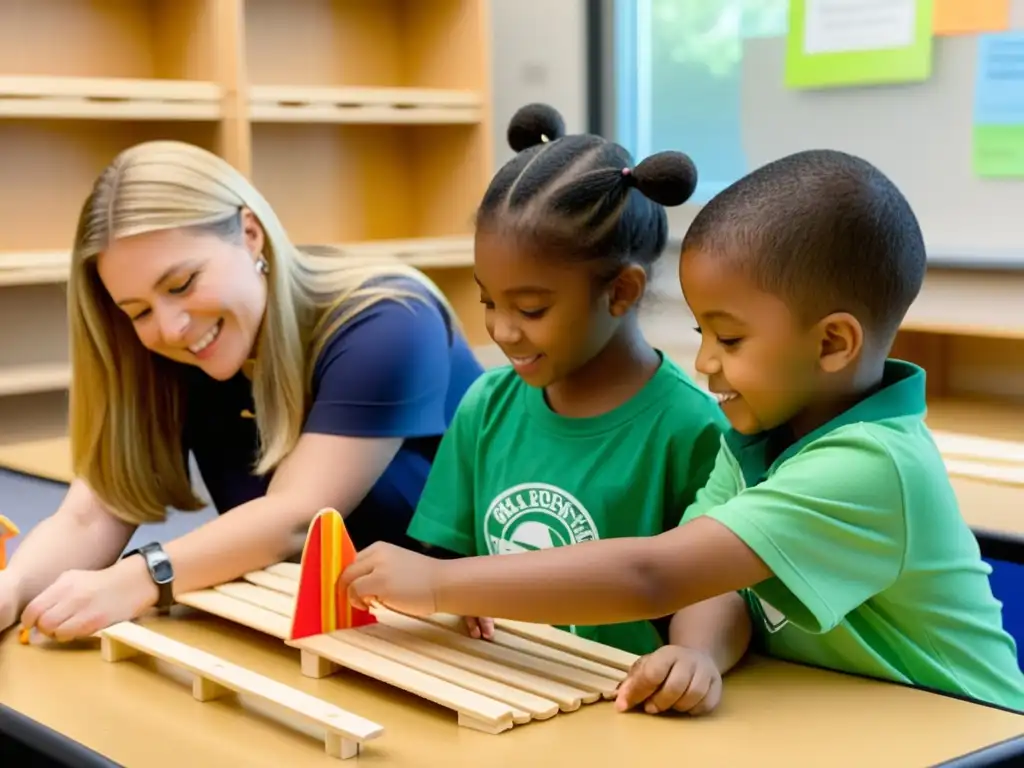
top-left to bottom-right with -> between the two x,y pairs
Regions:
342,516 -> 771,625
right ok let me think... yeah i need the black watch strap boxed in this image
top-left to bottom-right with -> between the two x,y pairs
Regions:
121,542 -> 174,612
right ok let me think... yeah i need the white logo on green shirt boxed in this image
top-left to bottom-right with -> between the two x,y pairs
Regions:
758,597 -> 789,633
484,483 -> 600,636
484,482 -> 599,556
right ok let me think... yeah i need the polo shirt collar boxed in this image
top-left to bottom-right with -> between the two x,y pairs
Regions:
723,359 -> 926,487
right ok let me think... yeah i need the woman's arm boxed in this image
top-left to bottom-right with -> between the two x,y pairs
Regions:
111,432 -> 402,597
5,479 -> 137,612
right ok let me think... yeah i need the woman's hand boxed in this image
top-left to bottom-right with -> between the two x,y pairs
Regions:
19,556 -> 158,642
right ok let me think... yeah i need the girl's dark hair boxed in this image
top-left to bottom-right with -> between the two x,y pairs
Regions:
477,103 -> 698,274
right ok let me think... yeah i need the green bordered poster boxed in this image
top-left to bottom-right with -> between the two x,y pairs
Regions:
785,0 -> 934,89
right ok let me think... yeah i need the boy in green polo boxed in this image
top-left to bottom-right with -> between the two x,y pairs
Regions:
344,149 -> 1024,714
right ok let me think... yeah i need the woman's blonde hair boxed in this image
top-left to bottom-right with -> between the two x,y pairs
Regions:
69,140 -> 458,524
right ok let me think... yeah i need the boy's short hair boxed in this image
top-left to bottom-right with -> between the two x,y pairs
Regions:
681,149 -> 926,341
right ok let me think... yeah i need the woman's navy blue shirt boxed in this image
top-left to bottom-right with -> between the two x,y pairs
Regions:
181,279 -> 484,552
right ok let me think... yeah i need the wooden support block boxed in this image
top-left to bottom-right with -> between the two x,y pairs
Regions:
193,677 -> 231,702
301,649 -> 340,679
292,633 -> 516,734
99,622 -> 383,760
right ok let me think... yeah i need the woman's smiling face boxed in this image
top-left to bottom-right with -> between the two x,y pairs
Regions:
97,213 -> 268,381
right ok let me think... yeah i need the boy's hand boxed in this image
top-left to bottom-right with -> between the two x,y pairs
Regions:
464,616 -> 494,640
342,542 -> 442,616
615,645 -> 722,716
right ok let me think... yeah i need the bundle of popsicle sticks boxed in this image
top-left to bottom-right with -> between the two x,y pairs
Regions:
933,430 -> 1024,487
174,562 -> 638,736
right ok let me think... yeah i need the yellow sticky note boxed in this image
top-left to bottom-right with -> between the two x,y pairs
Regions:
934,0 -> 1010,35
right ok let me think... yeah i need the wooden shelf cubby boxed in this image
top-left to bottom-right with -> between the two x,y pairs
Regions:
0,0 -> 493,482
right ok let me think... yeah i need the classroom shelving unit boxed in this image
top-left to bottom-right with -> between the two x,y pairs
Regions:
0,0 -> 493,483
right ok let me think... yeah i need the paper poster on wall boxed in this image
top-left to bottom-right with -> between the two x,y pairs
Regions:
973,32 -> 1024,177
933,0 -> 1009,36
784,0 -> 934,89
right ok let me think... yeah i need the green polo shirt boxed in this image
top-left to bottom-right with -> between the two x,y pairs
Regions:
682,359 -> 1024,712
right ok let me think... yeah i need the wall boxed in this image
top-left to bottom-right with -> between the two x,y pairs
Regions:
490,0 -> 588,165
486,2 -> 1023,400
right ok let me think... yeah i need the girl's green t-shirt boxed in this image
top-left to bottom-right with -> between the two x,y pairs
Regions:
407,354 -> 728,656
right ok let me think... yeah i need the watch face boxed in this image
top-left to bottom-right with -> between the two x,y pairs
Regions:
151,553 -> 174,584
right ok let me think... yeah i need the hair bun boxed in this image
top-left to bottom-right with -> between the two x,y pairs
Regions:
632,151 -> 698,207
507,103 -> 566,153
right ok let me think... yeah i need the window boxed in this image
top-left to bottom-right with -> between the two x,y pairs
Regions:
611,0 -> 789,203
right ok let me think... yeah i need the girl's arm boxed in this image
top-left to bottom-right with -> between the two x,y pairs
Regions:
4,479 -> 137,612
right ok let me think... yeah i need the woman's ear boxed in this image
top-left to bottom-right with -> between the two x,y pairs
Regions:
815,311 -> 863,373
240,208 -> 266,258
608,264 -> 647,317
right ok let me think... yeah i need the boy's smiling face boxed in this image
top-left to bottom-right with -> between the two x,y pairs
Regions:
680,249 -> 824,436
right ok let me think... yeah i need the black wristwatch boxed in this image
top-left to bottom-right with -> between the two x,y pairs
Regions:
121,542 -> 175,613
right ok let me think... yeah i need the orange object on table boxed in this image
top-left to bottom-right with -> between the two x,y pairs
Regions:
0,514 -> 19,570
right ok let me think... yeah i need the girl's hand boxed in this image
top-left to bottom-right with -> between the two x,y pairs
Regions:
464,615 -> 495,640
19,557 -> 158,643
615,645 -> 723,716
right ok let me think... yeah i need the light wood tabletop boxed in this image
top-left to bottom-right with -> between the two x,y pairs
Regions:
1,608 -> 1022,767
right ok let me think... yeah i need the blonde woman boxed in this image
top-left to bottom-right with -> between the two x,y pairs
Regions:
1,140 -> 483,642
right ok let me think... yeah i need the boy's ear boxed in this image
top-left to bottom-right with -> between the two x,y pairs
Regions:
607,264 -> 647,317
814,311 -> 863,373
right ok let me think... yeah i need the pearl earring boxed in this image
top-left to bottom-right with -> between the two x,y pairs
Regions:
255,256 -> 269,275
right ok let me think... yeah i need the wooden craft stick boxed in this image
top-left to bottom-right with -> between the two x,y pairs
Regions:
243,570 -> 299,596
264,562 -> 301,581
359,623 -> 589,712
420,613 -> 628,681
214,581 -> 294,617
175,589 -> 292,640
292,633 -> 516,734
933,431 -> 1024,466
331,627 -> 557,722
100,621 -> 383,760
491,618 -> 639,672
944,459 -> 1024,488
373,607 -> 620,699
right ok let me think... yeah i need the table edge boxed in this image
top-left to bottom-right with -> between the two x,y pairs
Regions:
0,704 -> 123,768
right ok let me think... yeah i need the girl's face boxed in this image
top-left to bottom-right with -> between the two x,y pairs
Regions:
97,213 -> 268,381
474,229 -> 639,388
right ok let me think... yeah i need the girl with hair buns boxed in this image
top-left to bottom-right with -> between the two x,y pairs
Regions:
403,104 -> 743,714
2,140 -> 483,642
